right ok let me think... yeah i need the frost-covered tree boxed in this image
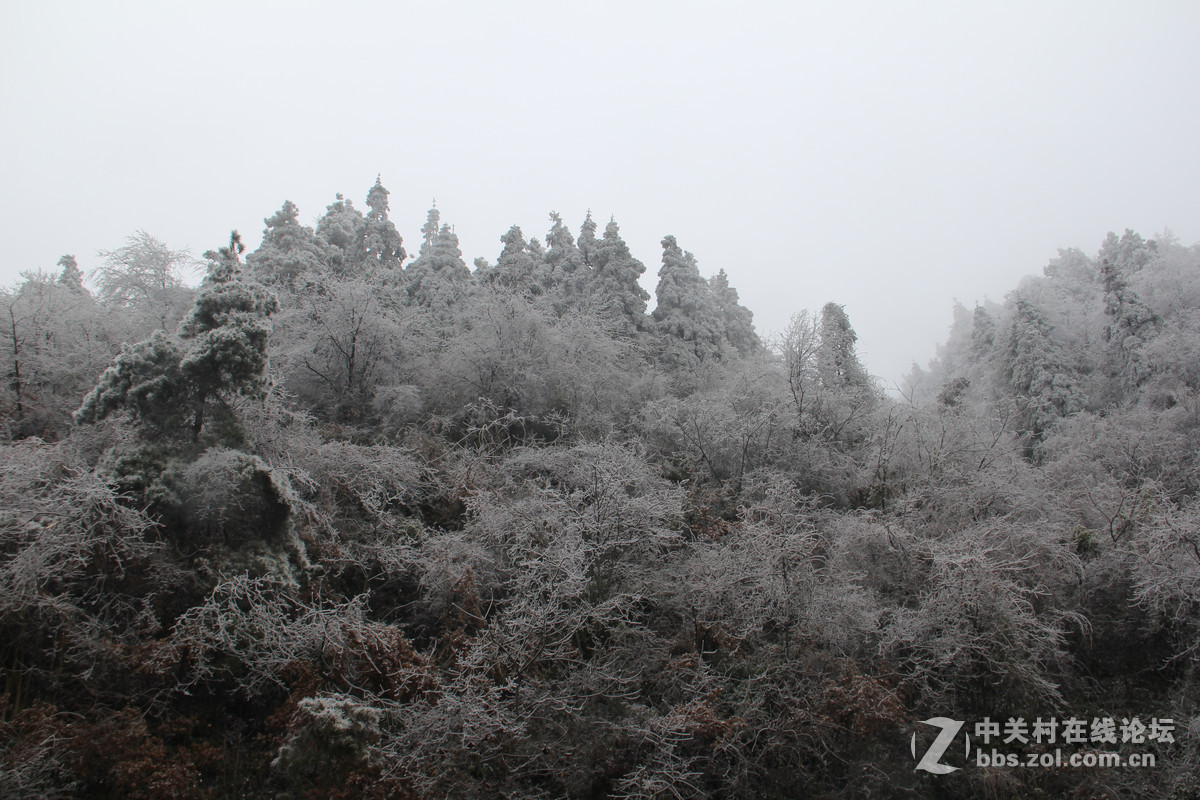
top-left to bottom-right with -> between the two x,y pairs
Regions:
315,193 -> 365,274
652,235 -> 726,367
1006,295 -> 1085,445
580,218 -> 649,336
275,276 -> 412,423
482,225 -> 540,294
537,211 -> 586,307
404,206 -> 472,308
246,200 -> 328,286
356,175 -> 406,270
77,232 -> 278,442
93,230 -> 196,329
709,268 -> 760,356
56,254 -> 86,293
1100,232 -> 1160,397
817,303 -> 869,390
2,269 -> 116,438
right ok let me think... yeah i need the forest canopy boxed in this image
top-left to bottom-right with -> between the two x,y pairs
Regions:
2,181 -> 1198,798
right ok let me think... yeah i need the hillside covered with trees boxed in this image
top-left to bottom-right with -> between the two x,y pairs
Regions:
2,180 -> 1199,798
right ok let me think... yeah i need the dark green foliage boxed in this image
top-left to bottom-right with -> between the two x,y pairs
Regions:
75,330 -> 189,429
178,449 -> 292,547
78,232 -> 278,443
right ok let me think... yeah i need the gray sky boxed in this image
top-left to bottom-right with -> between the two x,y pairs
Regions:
4,1 -> 1199,385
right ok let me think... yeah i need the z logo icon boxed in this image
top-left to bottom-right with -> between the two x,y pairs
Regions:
912,717 -> 966,774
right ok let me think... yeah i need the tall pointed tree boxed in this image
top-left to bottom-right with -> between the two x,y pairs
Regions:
56,255 -> 86,293
817,303 -> 869,389
582,218 -> 650,336
1099,231 -> 1159,397
652,235 -> 726,366
484,225 -> 540,294
709,268 -> 760,356
1006,295 -> 1085,445
356,176 -> 406,270
536,212 -> 585,306
404,206 -> 471,307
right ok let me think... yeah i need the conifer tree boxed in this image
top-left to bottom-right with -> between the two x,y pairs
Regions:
247,200 -> 327,286
315,193 -> 365,274
1006,295 -> 1085,443
404,206 -> 471,307
537,212 -> 585,306
77,232 -> 278,442
356,176 -> 406,270
817,303 -> 869,389
582,218 -> 650,336
1099,232 -> 1159,396
484,225 -> 540,294
652,235 -> 726,365
709,268 -> 760,356
56,255 -> 86,293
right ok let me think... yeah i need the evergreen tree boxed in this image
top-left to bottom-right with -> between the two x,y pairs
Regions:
315,193 -> 365,274
404,206 -> 471,308
78,232 -> 278,442
1099,231 -> 1159,396
537,212 -> 585,306
356,176 -> 406,270
1006,295 -> 1085,444
246,200 -> 327,286
484,225 -> 540,294
56,255 -> 86,293
582,218 -> 650,336
652,235 -> 726,366
577,211 -> 599,267
817,302 -> 869,389
709,268 -> 760,356
971,305 -> 996,356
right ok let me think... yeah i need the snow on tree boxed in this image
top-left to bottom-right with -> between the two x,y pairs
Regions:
817,302 -> 869,390
482,225 -> 540,294
652,235 -> 727,367
56,254 -> 86,293
581,218 -> 650,336
246,200 -> 328,286
709,268 -> 760,356
77,232 -> 278,442
1005,295 -> 1085,445
356,175 -> 406,270
404,206 -> 472,308
315,193 -> 365,274
93,230 -> 196,329
536,211 -> 586,307
1099,231 -> 1160,396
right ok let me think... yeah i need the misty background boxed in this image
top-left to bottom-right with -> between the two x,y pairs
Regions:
3,0 -> 1198,385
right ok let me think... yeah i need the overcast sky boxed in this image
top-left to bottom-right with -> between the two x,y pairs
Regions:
3,1 -> 1198,385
